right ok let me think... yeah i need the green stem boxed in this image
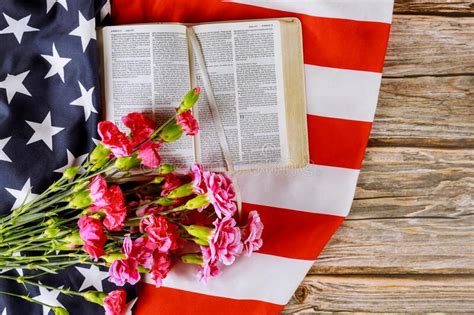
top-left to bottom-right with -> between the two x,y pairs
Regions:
160,205 -> 187,215
149,116 -> 176,143
0,290 -> 61,309
0,274 -> 84,297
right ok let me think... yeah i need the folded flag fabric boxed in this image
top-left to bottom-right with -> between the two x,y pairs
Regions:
0,1 -> 136,314
111,0 -> 394,314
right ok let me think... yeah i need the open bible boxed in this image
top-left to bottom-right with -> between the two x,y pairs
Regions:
99,18 -> 308,172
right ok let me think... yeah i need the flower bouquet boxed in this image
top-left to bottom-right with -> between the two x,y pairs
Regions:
0,88 -> 263,315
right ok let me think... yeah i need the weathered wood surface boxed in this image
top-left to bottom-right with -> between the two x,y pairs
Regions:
284,275 -> 474,313
383,16 -> 474,77
372,75 -> 474,147
312,147 -> 474,275
394,0 -> 474,15
285,1 -> 474,313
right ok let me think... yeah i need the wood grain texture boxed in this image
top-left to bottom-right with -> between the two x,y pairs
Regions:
383,15 -> 474,77
371,75 -> 474,147
310,147 -> 474,275
286,1 -> 474,313
283,275 -> 474,313
394,0 -> 474,15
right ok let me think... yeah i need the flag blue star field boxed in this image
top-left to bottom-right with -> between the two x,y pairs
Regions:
0,1 -> 136,314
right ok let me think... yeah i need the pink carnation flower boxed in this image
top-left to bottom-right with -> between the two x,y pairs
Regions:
203,172 -> 237,218
241,211 -> 264,256
98,121 -> 132,157
102,185 -> 128,231
140,214 -> 179,253
198,256 -> 220,284
137,140 -> 161,169
78,216 -> 107,260
151,253 -> 172,287
122,112 -> 155,146
131,236 -> 155,269
191,163 -> 206,194
160,174 -> 182,197
190,163 -> 237,217
204,216 -> 243,266
176,110 -> 199,136
109,237 -> 141,286
89,175 -> 108,209
104,289 -> 127,315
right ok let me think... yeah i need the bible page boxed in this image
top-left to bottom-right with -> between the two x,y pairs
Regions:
101,24 -> 195,166
191,20 -> 288,171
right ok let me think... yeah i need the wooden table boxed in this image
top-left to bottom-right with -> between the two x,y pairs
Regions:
284,1 -> 474,312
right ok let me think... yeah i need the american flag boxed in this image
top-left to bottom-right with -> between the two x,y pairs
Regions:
0,0 -> 394,314
111,0 -> 394,314
0,1 -> 136,314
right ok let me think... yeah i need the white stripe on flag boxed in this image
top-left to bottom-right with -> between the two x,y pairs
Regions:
237,164 -> 359,217
305,65 -> 382,122
144,253 -> 314,305
230,0 -> 394,23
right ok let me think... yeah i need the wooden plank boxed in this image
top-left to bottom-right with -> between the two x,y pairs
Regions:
371,75 -> 474,147
394,0 -> 474,15
283,275 -> 474,313
310,147 -> 474,275
384,15 -> 474,76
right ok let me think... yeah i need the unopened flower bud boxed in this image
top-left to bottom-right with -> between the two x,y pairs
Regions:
155,197 -> 175,206
184,194 -> 210,210
44,227 -> 60,238
53,307 -> 69,315
64,231 -> 83,246
178,87 -> 201,113
102,253 -> 126,264
167,182 -> 193,199
151,176 -> 165,184
181,253 -> 204,265
137,266 -> 149,273
192,238 -> 209,246
62,166 -> 79,180
90,144 -> 111,163
68,191 -> 92,209
114,156 -> 140,171
184,225 -> 212,243
83,291 -> 107,306
43,217 -> 59,227
158,164 -> 175,174
73,180 -> 89,192
159,122 -> 183,143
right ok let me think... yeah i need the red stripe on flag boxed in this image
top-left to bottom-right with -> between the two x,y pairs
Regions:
307,115 -> 372,170
135,284 -> 283,315
111,0 -> 391,72
241,203 -> 345,260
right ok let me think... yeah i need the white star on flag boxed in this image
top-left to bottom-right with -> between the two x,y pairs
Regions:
0,13 -> 39,44
70,81 -> 97,121
75,265 -> 110,291
69,12 -> 96,52
1,306 -> 6,315
32,284 -> 64,315
26,112 -> 64,150
54,149 -> 88,173
92,138 -> 100,146
0,137 -> 12,162
5,178 -> 38,211
0,71 -> 31,104
46,0 -> 68,14
41,43 -> 71,83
